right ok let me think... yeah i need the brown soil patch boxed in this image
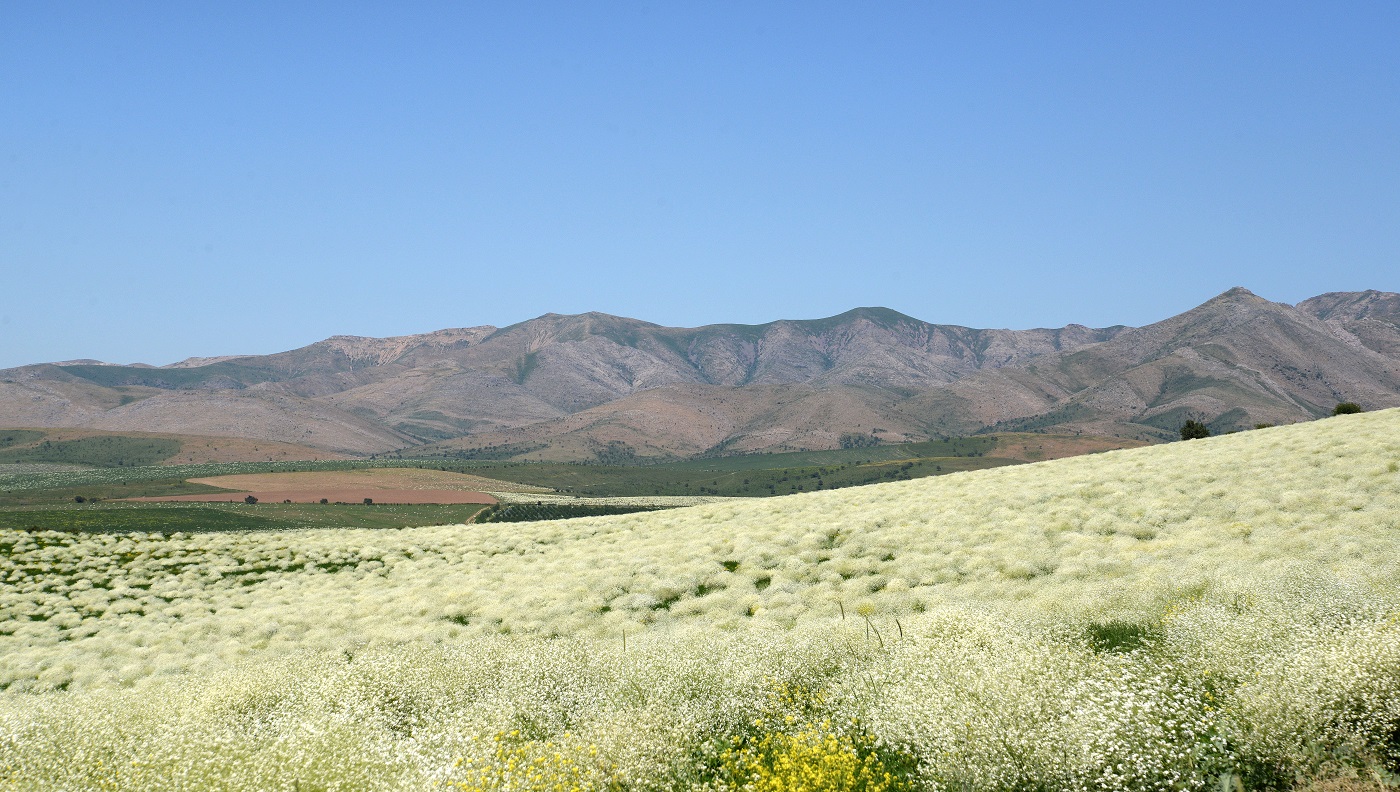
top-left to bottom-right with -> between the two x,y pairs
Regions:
128,489 -> 497,505
185,468 -> 549,493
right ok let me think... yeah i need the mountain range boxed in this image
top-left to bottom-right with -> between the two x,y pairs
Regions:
3,287 -> 1397,460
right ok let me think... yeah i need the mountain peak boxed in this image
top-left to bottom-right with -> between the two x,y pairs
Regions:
1216,286 -> 1262,301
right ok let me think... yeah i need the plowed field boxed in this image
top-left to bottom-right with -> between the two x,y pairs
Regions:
128,489 -> 497,505
186,467 -> 547,493
123,467 -> 545,504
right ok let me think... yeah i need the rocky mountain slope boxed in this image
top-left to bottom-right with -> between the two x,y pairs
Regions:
2,289 -> 1396,458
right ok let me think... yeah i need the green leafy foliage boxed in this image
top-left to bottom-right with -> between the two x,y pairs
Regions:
0,430 -> 45,450
0,436 -> 181,467
1084,620 -> 1161,653
479,502 -> 661,523
838,432 -> 880,449
0,501 -> 490,533
1180,420 -> 1211,440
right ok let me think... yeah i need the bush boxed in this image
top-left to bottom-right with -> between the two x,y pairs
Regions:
1180,420 -> 1211,440
243,495 -> 258,505
1333,402 -> 1363,416
839,433 -> 880,450
1085,620 -> 1160,653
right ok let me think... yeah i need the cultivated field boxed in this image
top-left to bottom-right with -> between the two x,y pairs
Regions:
121,468 -> 545,505
1,411 -> 1398,790
182,468 -> 551,494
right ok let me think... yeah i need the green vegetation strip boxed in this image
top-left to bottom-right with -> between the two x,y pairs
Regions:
1,448 -> 1017,501
0,435 -> 182,468
0,502 -> 490,532
478,502 -> 662,523
0,430 -> 45,450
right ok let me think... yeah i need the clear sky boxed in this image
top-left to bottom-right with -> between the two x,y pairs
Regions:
2,2 -> 1397,368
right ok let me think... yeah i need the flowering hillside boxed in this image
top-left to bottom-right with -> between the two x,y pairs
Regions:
2,410 -> 1399,790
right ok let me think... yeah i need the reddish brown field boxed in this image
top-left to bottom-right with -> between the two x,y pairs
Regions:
127,489 -> 497,505
122,468 -> 540,505
186,468 -> 547,493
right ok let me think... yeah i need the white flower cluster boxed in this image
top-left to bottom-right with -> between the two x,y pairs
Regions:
0,462 -> 93,475
2,585 -> 1398,791
1,409 -> 1398,789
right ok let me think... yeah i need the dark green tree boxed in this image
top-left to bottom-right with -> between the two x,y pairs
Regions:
243,495 -> 258,505
1180,420 -> 1211,440
1332,402 -> 1362,415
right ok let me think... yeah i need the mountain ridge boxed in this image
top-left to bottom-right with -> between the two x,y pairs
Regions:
3,288 -> 1397,458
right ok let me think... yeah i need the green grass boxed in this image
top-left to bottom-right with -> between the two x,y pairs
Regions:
0,430 -> 45,450
0,505 -> 283,532
0,502 -> 491,532
420,456 -> 1016,497
666,436 -> 999,471
479,502 -> 663,522
0,477 -> 232,507
0,435 -> 181,467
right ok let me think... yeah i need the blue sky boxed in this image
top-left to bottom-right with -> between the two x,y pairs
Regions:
2,2 -> 1397,368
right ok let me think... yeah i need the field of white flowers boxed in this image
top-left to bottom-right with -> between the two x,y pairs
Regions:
2,410 -> 1399,790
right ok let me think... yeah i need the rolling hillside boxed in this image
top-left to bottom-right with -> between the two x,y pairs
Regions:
4,407 -> 1396,687
2,408 -> 1397,791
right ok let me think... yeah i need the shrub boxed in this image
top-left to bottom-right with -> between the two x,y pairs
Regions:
243,495 -> 258,505
1085,620 -> 1160,653
1180,420 -> 1211,440
1333,402 -> 1363,416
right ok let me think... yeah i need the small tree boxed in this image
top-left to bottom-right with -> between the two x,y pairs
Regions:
363,497 -> 373,506
320,498 -> 329,504
244,495 -> 258,505
1332,402 -> 1362,415
1180,420 -> 1211,440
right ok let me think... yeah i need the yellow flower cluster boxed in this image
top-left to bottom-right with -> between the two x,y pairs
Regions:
444,731 -> 614,792
717,684 -> 910,792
